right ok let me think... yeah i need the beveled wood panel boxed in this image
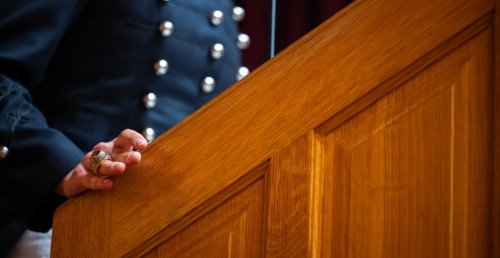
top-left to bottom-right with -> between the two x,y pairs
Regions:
142,177 -> 265,258
320,30 -> 490,258
124,162 -> 269,257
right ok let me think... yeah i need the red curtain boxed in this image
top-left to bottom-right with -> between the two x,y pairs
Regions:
236,0 -> 353,70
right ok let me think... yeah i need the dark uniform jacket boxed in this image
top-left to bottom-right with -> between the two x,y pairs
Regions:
0,0 -> 246,255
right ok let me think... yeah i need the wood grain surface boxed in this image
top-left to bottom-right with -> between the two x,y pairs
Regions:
51,0 -> 497,257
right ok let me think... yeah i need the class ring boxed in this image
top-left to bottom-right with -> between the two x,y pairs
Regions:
89,150 -> 113,177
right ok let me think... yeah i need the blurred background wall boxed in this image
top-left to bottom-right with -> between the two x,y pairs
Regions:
236,0 -> 354,70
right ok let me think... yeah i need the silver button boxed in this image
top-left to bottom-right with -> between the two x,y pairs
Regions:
237,33 -> 250,49
159,21 -> 174,37
143,93 -> 157,109
0,145 -> 9,159
232,6 -> 245,22
201,76 -> 216,93
154,59 -> 168,75
142,128 -> 156,142
210,43 -> 225,59
210,10 -> 224,26
236,66 -> 249,81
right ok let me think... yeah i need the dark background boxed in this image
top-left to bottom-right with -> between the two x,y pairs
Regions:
236,0 -> 354,70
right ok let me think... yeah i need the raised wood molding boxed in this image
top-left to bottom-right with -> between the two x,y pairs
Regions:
264,132 -> 324,257
52,0 -> 498,257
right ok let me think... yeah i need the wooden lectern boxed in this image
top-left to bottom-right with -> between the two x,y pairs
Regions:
52,0 -> 500,257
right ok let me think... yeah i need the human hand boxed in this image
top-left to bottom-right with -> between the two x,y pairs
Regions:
54,129 -> 148,198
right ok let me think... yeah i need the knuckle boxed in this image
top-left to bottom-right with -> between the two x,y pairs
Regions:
85,178 -> 96,190
93,142 -> 107,150
121,129 -> 133,137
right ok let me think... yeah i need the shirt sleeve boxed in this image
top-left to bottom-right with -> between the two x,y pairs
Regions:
0,0 -> 88,232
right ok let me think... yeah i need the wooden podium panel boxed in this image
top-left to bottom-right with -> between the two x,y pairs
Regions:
321,30 -> 491,258
52,0 -> 499,257
144,170 -> 266,257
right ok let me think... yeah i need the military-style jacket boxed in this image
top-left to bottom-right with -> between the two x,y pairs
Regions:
0,0 -> 247,255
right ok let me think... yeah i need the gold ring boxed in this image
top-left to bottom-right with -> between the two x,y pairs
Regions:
89,150 -> 113,177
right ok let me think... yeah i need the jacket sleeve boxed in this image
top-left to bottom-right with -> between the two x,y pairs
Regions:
0,0 -> 88,232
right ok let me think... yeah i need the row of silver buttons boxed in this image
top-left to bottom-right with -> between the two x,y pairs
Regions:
143,4 -> 251,142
